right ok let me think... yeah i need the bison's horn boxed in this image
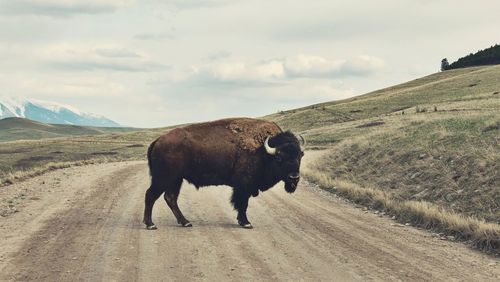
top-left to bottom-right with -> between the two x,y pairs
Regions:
264,136 -> 276,155
299,134 -> 306,151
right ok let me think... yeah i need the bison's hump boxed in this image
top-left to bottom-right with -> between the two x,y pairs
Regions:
225,118 -> 281,151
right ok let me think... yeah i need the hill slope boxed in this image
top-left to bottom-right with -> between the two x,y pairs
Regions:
268,65 -> 499,131
0,117 -> 135,142
267,65 -> 499,224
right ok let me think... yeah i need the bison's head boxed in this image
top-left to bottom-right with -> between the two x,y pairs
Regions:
264,131 -> 305,193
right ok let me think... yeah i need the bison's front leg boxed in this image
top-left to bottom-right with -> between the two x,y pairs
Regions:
231,188 -> 252,229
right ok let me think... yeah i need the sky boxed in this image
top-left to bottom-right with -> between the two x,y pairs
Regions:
0,0 -> 499,127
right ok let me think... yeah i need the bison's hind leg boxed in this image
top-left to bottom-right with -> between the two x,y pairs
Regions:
164,178 -> 192,227
143,180 -> 164,230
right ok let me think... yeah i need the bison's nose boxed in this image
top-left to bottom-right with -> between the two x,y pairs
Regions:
288,172 -> 300,180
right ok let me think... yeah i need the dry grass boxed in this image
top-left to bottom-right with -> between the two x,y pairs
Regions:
0,125 -> 175,187
302,167 -> 500,254
302,110 -> 500,222
0,158 -> 115,187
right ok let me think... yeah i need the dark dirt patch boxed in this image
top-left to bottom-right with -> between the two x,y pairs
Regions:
51,151 -> 64,154
0,148 -> 32,155
90,151 -> 118,156
16,156 -> 55,169
482,122 -> 499,133
391,106 -> 412,113
20,156 -> 54,162
126,144 -> 144,148
356,121 -> 385,128
447,108 -> 482,112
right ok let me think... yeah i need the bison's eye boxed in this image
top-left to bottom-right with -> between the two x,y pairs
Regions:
276,156 -> 282,162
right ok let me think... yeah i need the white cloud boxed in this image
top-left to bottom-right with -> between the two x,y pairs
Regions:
284,55 -> 342,77
158,0 -> 233,10
187,60 -> 285,86
133,31 -> 176,41
94,48 -> 142,58
0,0 -> 133,17
340,55 -> 386,76
284,54 -> 385,78
183,54 -> 384,86
1,74 -> 128,98
38,43 -> 169,72
206,50 -> 231,61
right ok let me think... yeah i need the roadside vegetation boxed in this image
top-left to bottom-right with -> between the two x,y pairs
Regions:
0,127 -> 173,186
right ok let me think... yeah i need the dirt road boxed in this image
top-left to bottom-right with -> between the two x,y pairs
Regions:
0,159 -> 499,281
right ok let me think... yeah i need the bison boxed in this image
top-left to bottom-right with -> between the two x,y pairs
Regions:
143,117 -> 304,229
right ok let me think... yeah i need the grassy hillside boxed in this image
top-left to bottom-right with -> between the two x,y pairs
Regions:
265,65 -> 499,252
267,65 -> 499,222
268,66 -> 499,132
0,117 -> 137,142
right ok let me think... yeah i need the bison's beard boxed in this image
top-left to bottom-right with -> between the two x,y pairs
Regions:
284,180 -> 298,193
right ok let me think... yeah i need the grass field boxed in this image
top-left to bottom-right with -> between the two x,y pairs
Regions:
0,125 -> 174,186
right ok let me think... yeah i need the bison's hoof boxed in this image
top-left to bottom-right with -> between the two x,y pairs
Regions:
239,223 -> 253,229
146,224 -> 157,230
181,222 -> 193,227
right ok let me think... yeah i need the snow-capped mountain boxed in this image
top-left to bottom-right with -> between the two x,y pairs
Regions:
0,97 -> 121,127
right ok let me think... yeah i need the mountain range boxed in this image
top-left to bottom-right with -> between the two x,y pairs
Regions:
0,97 -> 121,127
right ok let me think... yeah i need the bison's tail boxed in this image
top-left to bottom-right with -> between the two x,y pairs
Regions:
147,138 -> 160,177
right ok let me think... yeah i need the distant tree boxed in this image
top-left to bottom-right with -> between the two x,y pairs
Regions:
446,44 -> 500,70
441,58 -> 450,71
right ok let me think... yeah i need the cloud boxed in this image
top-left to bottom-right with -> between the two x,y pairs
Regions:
340,55 -> 385,76
206,50 -> 231,61
182,54 -> 384,86
133,31 -> 176,41
39,43 -> 169,72
285,54 -> 385,77
159,0 -> 233,10
283,55 -> 343,77
47,61 -> 168,72
94,48 -> 142,58
0,72 -> 128,98
186,59 -> 286,87
25,78 -> 127,97
0,0 -> 133,18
